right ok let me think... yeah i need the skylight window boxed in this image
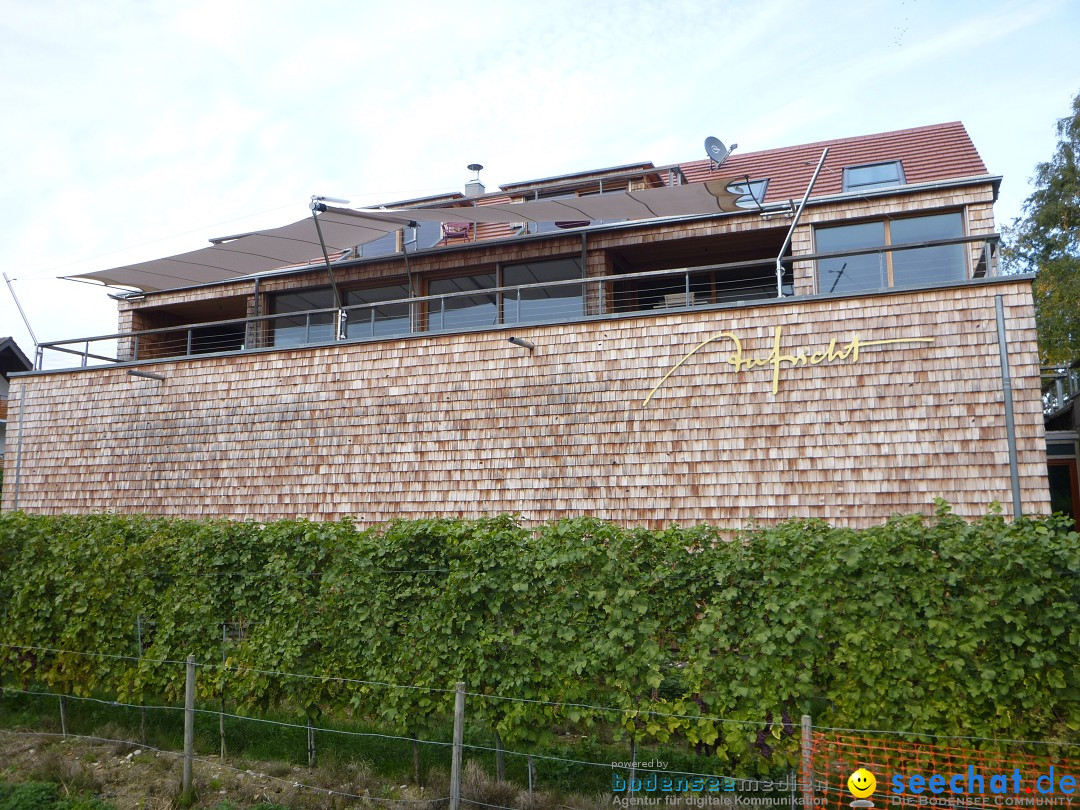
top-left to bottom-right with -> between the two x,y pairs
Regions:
727,178 -> 769,208
842,161 -> 905,192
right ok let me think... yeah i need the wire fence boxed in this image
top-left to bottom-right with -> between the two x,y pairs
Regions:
1,641 -> 1077,810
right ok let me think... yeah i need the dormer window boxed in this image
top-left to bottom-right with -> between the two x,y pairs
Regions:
842,161 -> 905,192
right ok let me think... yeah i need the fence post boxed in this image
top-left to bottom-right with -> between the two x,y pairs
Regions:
493,729 -> 505,783
220,623 -> 227,760
137,614 -> 146,744
628,737 -> 637,800
800,715 -> 813,807
307,713 -> 316,768
411,731 -> 423,786
182,654 -> 196,805
59,696 -> 68,737
449,681 -> 465,810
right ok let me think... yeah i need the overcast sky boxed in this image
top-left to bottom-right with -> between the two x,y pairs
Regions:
1,0 -> 1078,365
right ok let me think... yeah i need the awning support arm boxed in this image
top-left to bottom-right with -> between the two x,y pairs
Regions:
311,199 -> 346,339
775,147 -> 829,297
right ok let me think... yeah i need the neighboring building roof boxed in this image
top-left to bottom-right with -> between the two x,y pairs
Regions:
678,121 -> 990,203
0,337 -> 31,380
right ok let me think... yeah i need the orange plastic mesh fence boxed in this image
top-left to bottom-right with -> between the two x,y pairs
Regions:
808,731 -> 1077,810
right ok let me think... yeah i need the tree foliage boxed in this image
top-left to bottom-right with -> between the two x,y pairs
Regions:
1005,90 -> 1080,364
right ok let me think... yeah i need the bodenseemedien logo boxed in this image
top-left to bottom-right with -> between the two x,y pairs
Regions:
849,769 -> 877,808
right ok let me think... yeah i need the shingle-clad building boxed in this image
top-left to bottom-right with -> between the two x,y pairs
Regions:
1,123 -> 1052,526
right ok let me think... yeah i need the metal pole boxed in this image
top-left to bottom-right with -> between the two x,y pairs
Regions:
449,681 -> 465,810
995,295 -> 1023,518
3,272 -> 40,352
182,654 -> 196,804
310,209 -> 343,310
251,276 -> 261,349
800,715 -> 813,807
775,147 -> 830,297
307,714 -> 316,767
309,206 -> 347,341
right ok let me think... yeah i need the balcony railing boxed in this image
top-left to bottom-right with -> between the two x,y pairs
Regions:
1042,362 -> 1080,417
35,234 -> 1001,371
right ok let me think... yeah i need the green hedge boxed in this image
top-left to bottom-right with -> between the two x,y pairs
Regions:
0,505 -> 1076,764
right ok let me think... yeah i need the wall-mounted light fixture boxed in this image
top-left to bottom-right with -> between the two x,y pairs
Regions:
507,337 -> 535,351
127,370 -> 165,381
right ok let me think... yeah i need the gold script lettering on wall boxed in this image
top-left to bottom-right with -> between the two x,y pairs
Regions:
642,326 -> 935,406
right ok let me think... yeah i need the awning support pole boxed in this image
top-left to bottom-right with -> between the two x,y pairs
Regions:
775,147 -> 829,298
310,203 -> 346,340
3,272 -> 40,365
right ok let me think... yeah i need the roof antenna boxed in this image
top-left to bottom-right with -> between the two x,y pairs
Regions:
704,137 -> 738,170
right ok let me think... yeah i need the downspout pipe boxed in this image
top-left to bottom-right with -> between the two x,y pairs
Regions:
775,147 -> 829,297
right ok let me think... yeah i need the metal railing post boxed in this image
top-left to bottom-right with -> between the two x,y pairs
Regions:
186,329 -> 193,356
82,341 -> 89,368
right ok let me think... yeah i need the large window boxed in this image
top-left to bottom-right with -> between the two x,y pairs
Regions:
503,258 -> 584,323
345,284 -> 411,339
270,288 -> 336,348
271,283 -> 412,347
815,212 -> 965,294
427,273 -> 498,331
267,258 -> 586,347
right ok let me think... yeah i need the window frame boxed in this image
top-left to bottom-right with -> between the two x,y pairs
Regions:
842,161 -> 906,193
813,209 -> 968,294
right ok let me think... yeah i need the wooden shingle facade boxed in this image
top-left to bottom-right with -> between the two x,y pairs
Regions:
1,123 -> 1052,527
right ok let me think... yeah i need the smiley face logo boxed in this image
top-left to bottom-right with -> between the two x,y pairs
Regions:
848,768 -> 877,799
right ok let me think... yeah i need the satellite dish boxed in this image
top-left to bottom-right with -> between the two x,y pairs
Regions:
705,136 -> 729,166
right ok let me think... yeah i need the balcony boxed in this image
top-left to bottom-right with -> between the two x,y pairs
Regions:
35,234 -> 1001,372
1043,362 -> 1080,418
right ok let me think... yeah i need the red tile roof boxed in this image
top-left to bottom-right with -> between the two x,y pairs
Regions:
677,122 -> 989,203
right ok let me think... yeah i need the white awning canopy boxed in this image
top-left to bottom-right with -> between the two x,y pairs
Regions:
71,179 -> 751,292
